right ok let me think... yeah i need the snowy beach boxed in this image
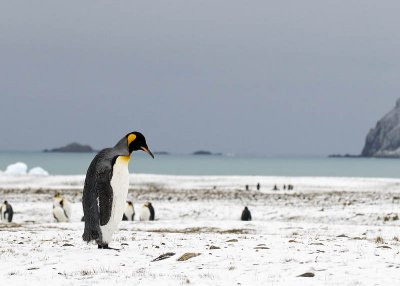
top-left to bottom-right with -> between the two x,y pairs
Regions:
1,174 -> 400,285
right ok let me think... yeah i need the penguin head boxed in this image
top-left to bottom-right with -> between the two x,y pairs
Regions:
127,201 -> 133,206
126,132 -> 154,158
53,193 -> 63,204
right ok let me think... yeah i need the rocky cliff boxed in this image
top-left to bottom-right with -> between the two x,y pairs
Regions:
362,99 -> 400,157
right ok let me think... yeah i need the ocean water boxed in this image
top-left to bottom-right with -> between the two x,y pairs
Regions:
1,152 -> 400,178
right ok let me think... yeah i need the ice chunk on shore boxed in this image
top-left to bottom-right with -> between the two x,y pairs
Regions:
28,167 -> 49,176
2,162 -> 49,176
4,162 -> 28,175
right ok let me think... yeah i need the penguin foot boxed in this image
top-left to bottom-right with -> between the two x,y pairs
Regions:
98,244 -> 120,251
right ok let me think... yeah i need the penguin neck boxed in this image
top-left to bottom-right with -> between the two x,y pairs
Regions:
114,136 -> 131,156
118,155 -> 131,163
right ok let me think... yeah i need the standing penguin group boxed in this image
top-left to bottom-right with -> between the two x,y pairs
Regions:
122,201 -> 155,222
53,193 -> 72,222
82,132 -> 154,249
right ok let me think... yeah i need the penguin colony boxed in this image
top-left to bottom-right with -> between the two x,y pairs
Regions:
82,132 -> 154,249
0,197 -> 251,224
0,133 -> 254,239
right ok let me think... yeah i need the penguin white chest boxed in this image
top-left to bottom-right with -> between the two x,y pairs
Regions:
140,206 -> 151,221
124,205 -> 135,221
100,156 -> 130,243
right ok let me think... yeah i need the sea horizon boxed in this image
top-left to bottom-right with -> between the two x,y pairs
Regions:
1,151 -> 400,178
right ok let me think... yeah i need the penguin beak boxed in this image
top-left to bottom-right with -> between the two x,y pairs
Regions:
141,146 -> 154,159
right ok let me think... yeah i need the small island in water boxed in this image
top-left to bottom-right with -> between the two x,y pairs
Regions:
43,142 -> 95,153
153,151 -> 170,155
192,150 -> 222,155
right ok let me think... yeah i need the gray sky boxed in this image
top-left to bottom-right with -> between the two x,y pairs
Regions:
1,1 -> 399,155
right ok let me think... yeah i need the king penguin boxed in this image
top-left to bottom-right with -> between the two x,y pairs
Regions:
139,202 -> 155,221
122,201 -> 135,221
241,206 -> 252,221
82,132 -> 154,249
0,201 -> 13,223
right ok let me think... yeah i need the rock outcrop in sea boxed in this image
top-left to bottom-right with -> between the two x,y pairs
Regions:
44,142 -> 94,153
361,98 -> 400,157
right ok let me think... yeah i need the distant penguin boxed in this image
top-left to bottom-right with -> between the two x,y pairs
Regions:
241,206 -> 252,221
53,193 -> 71,222
82,132 -> 154,249
140,202 -> 155,221
0,201 -> 13,222
256,183 -> 260,191
122,201 -> 135,221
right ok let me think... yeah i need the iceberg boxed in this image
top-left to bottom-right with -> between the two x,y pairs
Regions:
4,162 -> 28,175
28,167 -> 49,176
2,162 -> 49,176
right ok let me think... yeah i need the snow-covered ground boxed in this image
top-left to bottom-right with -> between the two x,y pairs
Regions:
1,174 -> 400,285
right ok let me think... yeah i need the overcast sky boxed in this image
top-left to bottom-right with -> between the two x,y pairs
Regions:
1,1 -> 399,155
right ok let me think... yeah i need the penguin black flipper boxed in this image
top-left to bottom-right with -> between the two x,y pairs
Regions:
97,173 -> 114,226
53,207 -> 59,222
149,203 -> 155,221
122,214 -> 128,221
82,150 -> 114,243
83,164 -> 113,242
60,199 -> 69,220
5,204 -> 13,223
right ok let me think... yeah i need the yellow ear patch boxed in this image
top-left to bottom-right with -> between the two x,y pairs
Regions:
127,134 -> 136,145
